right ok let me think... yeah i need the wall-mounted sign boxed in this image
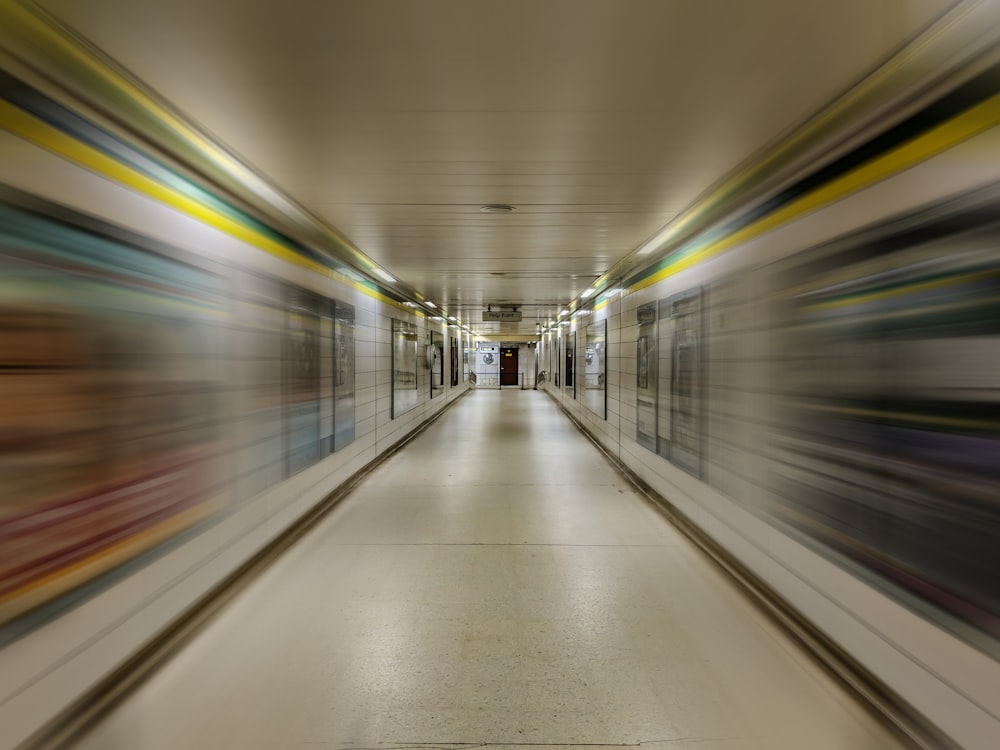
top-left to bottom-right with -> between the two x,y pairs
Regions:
482,310 -> 522,321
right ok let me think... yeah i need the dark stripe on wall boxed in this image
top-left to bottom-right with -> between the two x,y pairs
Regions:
625,61 -> 1000,290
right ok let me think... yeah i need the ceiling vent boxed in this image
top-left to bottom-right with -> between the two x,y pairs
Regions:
480,204 -> 516,213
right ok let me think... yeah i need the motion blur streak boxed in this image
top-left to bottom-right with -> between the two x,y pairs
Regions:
0,195 -> 227,626
771,190 -> 1000,650
1,1 -> 999,749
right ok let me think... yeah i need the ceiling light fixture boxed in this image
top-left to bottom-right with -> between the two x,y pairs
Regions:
447,315 -> 456,321
372,268 -> 396,283
425,301 -> 436,308
341,268 -> 365,283
480,204 -> 516,214
559,309 -> 569,316
581,287 -> 596,299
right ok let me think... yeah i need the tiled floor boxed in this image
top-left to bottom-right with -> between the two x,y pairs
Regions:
71,389 -> 906,749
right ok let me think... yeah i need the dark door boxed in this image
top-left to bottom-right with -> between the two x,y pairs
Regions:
500,346 -> 519,386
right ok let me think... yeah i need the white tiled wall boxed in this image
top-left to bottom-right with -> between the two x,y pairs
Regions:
0,263 -> 471,750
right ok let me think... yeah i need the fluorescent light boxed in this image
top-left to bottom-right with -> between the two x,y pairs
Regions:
372,268 -> 396,283
404,301 -> 416,307
447,315 -> 456,321
425,301 -> 436,308
581,287 -> 596,299
341,268 -> 364,282
559,309 -> 569,316
603,288 -> 622,297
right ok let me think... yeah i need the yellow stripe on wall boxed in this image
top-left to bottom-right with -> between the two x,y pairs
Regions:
630,92 -> 1000,293
0,98 -> 425,313
1,1 -> 383,280
0,100 -> 324,271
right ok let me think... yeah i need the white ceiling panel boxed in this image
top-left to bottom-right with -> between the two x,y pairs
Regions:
35,0 -> 956,332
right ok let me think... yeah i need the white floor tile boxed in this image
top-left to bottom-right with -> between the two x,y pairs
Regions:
68,390 -> 905,750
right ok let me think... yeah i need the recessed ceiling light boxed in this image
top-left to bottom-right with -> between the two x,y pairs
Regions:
480,204 -> 516,214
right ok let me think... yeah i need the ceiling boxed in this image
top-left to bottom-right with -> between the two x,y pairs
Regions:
33,0 -> 954,335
